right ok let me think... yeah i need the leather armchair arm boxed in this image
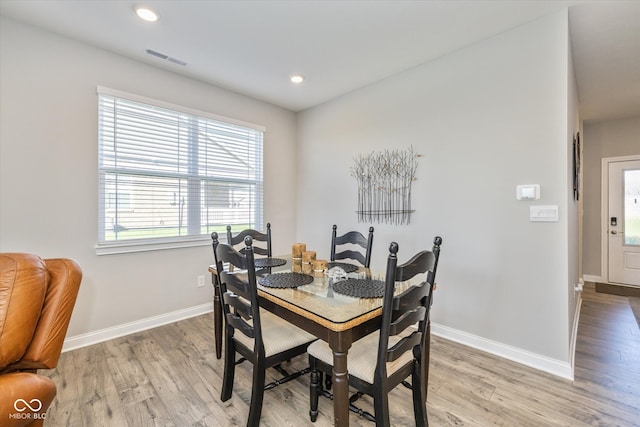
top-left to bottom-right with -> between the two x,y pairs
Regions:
0,254 -> 48,372
20,258 -> 82,370
0,372 -> 56,427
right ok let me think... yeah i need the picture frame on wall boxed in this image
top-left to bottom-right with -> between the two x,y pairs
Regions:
573,132 -> 581,201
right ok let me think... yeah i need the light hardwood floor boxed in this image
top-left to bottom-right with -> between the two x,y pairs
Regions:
44,283 -> 640,426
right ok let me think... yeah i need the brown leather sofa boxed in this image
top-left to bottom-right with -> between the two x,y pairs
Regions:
0,253 -> 82,427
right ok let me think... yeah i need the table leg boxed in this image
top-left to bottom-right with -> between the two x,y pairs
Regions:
212,273 -> 222,359
329,334 -> 352,427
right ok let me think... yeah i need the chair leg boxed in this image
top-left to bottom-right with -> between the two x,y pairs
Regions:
412,363 -> 428,427
247,360 -> 266,427
424,321 -> 432,402
309,357 -> 321,422
213,276 -> 223,359
373,386 -> 391,427
221,337 -> 236,401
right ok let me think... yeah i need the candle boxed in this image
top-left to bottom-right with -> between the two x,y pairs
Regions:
313,259 -> 328,278
292,258 -> 302,273
302,251 -> 316,262
302,262 -> 313,275
292,243 -> 306,259
313,259 -> 328,271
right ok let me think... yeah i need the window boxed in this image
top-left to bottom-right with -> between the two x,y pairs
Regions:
624,169 -> 640,245
97,87 -> 264,254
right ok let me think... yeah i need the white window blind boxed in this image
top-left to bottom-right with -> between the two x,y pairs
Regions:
97,88 -> 263,251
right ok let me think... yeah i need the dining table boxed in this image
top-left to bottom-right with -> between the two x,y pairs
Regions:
208,255 -> 424,426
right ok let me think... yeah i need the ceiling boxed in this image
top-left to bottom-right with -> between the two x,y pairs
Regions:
1,0 -> 638,121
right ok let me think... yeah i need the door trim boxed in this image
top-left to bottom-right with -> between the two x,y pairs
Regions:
600,155 -> 640,284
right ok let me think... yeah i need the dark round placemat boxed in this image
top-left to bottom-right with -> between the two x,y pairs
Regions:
258,272 -> 314,288
254,257 -> 287,268
327,262 -> 359,273
332,278 -> 385,298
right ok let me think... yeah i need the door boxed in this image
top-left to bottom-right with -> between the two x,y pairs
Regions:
608,159 -> 640,286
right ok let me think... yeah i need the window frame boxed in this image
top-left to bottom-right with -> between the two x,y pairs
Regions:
95,86 -> 265,255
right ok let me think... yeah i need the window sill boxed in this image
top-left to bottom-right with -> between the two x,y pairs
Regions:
96,236 -> 211,255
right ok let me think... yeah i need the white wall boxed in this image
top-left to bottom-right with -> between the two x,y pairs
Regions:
297,10 -> 575,373
566,22 -> 581,362
0,17 -> 298,340
582,116 -> 640,279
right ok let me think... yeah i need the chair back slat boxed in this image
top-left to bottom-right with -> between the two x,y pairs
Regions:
217,241 -> 248,269
392,282 -> 429,312
330,225 -> 374,268
334,230 -> 369,247
389,306 -> 426,336
223,292 -> 253,321
220,270 -> 251,300
226,313 -> 255,339
387,330 -> 422,362
333,249 -> 366,266
395,251 -> 436,282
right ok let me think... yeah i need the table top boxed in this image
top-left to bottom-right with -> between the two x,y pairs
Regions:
210,255 -> 424,333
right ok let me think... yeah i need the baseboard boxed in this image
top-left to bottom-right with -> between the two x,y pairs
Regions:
431,323 -> 573,380
62,302 -> 214,352
583,274 -> 603,284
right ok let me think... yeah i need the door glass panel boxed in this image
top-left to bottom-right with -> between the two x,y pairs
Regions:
624,169 -> 640,245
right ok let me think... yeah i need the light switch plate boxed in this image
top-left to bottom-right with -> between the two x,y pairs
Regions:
516,184 -> 540,200
530,205 -> 558,222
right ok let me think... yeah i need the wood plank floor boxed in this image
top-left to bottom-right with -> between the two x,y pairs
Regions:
43,283 -> 640,426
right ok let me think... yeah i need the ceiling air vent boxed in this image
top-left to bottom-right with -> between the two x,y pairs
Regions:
167,57 -> 188,67
145,49 -> 187,67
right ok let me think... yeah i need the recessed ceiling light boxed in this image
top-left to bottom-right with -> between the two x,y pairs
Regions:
135,6 -> 159,22
290,75 -> 305,84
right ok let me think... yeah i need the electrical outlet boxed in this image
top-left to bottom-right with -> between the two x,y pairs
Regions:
197,275 -> 205,288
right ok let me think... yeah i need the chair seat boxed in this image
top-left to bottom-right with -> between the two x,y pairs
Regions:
234,309 -> 316,357
307,328 -> 415,384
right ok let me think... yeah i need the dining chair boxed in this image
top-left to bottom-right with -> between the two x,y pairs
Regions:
209,223 -> 274,359
308,237 -> 443,426
330,224 -> 375,268
212,233 -> 317,427
227,223 -> 272,257
227,223 -> 273,276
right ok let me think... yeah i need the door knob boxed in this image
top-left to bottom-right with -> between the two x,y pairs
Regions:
611,230 -> 618,234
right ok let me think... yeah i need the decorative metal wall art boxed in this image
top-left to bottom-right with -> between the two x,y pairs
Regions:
351,147 -> 420,225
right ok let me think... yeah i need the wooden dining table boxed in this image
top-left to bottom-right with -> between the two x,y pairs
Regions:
208,256 -> 422,426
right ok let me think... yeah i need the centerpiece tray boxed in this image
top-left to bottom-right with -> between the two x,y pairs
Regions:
254,257 -> 287,268
332,278 -> 385,298
326,262 -> 359,273
258,272 -> 314,288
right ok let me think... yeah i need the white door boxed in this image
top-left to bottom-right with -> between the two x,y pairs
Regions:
608,159 -> 640,287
